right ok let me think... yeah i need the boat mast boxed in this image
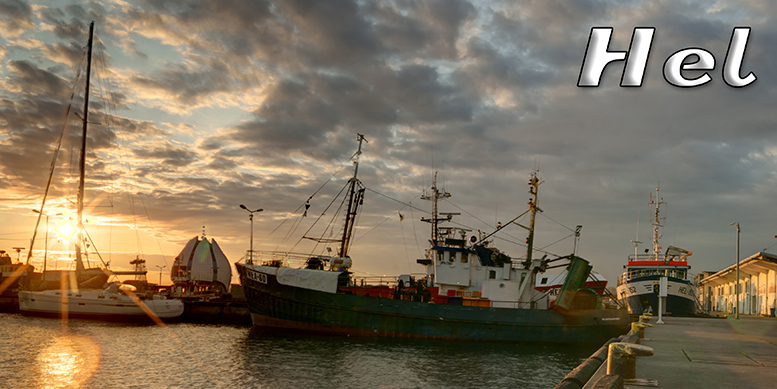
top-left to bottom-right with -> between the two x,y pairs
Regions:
420,172 -> 451,246
75,21 -> 94,275
525,171 -> 542,263
650,187 -> 664,261
338,133 -> 367,257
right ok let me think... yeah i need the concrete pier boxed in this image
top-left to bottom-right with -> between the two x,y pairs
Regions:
636,315 -> 777,388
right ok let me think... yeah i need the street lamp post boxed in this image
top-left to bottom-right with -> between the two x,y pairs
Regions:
240,204 -> 263,265
156,265 -> 166,285
731,222 -> 740,319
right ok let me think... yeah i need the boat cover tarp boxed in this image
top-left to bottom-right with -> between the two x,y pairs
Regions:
275,267 -> 339,294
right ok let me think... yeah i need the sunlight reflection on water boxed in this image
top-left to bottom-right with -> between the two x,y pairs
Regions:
36,335 -> 101,389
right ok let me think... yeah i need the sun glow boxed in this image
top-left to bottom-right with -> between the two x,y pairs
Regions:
55,222 -> 76,241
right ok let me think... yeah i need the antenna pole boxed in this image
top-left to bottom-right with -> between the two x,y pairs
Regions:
525,171 -> 542,264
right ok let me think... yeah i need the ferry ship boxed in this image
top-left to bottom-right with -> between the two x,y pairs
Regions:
616,188 -> 698,316
237,135 -> 629,344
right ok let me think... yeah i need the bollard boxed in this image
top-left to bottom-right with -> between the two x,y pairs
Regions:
606,342 -> 654,380
629,322 -> 651,339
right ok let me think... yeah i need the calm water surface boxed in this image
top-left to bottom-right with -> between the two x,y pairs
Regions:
1,313 -> 597,388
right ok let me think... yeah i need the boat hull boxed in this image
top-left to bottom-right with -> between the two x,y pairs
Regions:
238,264 -> 629,345
18,290 -> 184,322
616,276 -> 697,316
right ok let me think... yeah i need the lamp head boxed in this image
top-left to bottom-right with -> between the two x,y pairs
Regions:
240,204 -> 247,210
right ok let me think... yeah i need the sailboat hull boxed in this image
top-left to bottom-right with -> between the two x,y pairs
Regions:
238,264 -> 629,345
18,289 -> 184,322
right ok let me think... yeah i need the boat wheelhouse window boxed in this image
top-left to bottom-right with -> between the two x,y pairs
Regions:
460,253 -> 468,263
489,270 -> 496,279
437,251 -> 444,262
447,252 -> 453,263
541,277 -> 548,284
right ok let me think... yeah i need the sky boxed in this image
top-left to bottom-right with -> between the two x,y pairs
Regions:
1,0 -> 777,287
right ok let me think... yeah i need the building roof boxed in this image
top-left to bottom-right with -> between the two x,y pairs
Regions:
700,252 -> 777,287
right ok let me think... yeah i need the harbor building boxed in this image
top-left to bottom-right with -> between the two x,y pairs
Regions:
170,235 -> 232,297
698,252 -> 777,317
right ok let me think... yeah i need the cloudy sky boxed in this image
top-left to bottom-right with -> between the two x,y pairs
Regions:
2,0 -> 776,286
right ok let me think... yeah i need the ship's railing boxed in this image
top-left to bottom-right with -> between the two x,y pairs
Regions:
628,253 -> 666,262
350,276 -> 399,288
249,251 -> 324,268
349,273 -> 429,288
617,268 -> 689,285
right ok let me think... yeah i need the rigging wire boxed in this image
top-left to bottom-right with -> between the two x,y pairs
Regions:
537,232 -> 576,252
539,213 -> 576,233
442,198 -> 493,230
364,187 -> 429,215
305,183 -> 351,257
26,45 -> 87,264
408,200 -> 424,257
399,211 -> 412,272
268,152 -> 359,246
289,181 -> 350,253
138,194 -> 168,267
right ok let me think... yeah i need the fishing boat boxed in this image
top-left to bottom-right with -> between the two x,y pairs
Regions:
237,135 -> 629,344
616,188 -> 698,316
17,21 -> 183,322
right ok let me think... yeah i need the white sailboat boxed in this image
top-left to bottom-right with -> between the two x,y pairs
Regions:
18,21 -> 183,322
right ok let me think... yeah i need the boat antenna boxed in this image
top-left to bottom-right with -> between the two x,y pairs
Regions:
420,172 -> 452,246
338,133 -> 367,257
650,186 -> 665,261
74,21 -> 95,277
572,225 -> 582,256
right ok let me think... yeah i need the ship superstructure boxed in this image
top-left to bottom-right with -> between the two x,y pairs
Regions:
616,187 -> 697,316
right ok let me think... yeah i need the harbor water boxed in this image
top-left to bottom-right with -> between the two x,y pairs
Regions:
1,313 -> 597,388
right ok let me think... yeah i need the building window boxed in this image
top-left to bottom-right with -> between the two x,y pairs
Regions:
489,270 -> 496,279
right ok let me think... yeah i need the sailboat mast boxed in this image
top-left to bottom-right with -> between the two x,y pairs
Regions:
75,21 -> 94,272
338,134 -> 367,257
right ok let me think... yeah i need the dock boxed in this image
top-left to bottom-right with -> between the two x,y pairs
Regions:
636,315 -> 777,388
557,315 -> 777,388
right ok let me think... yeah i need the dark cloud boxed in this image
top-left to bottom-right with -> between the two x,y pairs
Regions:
132,144 -> 198,167
5,0 -> 777,286
0,0 -> 34,37
7,60 -> 69,97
